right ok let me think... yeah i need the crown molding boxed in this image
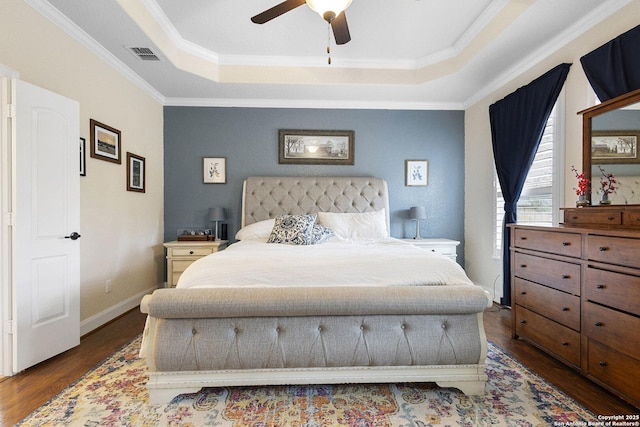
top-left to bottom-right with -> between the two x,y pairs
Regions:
25,0 -> 166,104
463,0 -> 633,108
163,97 -> 464,110
26,0 -> 633,110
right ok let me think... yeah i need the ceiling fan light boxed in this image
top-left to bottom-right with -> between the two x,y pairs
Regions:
306,0 -> 353,22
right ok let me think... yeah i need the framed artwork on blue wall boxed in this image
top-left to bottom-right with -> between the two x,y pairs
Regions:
405,160 -> 428,186
203,157 -> 226,184
279,129 -> 354,165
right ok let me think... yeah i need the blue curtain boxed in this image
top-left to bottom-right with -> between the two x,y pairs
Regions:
580,24 -> 640,102
490,63 -> 571,307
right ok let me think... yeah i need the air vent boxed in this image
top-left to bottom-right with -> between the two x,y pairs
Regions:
126,46 -> 162,61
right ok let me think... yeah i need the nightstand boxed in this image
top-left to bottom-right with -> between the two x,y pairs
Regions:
163,240 -> 228,287
402,238 -> 460,262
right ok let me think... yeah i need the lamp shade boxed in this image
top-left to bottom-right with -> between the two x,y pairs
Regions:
409,206 -> 427,220
208,207 -> 226,222
306,0 -> 353,20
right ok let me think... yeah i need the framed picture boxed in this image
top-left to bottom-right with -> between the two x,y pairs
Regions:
405,160 -> 428,186
80,137 -> 86,176
203,157 -> 226,184
126,152 -> 145,193
279,129 -> 355,165
591,130 -> 639,164
90,119 -> 121,164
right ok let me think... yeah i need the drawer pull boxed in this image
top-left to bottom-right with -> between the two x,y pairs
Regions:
520,264 -> 527,268
607,216 -> 615,221
594,322 -> 603,327
599,361 -> 607,367
561,241 -> 570,246
596,284 -> 606,289
189,250 -> 194,255
520,291 -> 527,295
520,236 -> 527,240
598,246 -> 609,252
561,341 -> 568,346
520,320 -> 527,324
561,307 -> 569,312
561,274 -> 571,279
571,216 -> 579,220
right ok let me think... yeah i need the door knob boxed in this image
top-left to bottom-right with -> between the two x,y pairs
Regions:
65,232 -> 81,240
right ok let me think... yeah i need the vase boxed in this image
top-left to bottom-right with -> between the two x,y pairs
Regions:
576,194 -> 590,207
600,193 -> 611,205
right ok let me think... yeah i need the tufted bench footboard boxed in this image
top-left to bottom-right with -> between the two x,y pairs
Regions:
139,286 -> 489,403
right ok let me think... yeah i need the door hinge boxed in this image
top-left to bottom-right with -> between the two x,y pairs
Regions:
6,103 -> 15,118
6,320 -> 15,335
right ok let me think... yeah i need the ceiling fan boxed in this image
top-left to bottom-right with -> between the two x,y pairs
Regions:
251,0 -> 353,45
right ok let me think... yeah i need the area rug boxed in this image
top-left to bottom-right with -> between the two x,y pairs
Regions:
18,336 -> 595,426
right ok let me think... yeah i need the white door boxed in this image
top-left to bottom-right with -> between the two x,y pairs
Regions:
13,79 -> 80,372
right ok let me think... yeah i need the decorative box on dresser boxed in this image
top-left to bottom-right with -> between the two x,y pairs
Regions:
163,240 -> 228,288
510,206 -> 640,408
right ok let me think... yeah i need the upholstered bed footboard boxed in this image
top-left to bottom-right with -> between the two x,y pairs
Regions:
140,287 -> 489,403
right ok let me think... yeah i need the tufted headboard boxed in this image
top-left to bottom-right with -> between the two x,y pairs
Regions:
242,176 -> 390,232
609,175 -> 640,205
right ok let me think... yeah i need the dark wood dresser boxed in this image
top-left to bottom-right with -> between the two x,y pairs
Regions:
510,208 -> 640,408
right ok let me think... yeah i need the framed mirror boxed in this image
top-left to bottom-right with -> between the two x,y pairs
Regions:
580,87 -> 640,205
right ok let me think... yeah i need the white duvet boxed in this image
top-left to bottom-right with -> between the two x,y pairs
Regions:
177,238 -> 475,289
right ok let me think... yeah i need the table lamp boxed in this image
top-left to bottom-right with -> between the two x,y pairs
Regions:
208,207 -> 226,240
409,206 -> 427,239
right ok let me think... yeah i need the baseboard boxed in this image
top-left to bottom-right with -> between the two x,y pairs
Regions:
80,285 -> 158,336
473,281 -> 500,306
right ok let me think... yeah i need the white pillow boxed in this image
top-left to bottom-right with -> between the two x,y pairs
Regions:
235,219 -> 276,240
317,209 -> 388,239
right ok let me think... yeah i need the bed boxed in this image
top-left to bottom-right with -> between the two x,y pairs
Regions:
140,176 -> 490,404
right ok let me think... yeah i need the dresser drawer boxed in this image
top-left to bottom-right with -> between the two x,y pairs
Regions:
515,305 -> 580,367
513,228 -> 581,257
584,302 -> 640,360
586,235 -> 640,269
585,267 -> 640,316
563,209 -> 621,226
172,259 -> 197,273
428,247 -> 456,257
513,252 -> 580,295
587,340 -> 640,406
514,278 -> 580,330
622,208 -> 640,226
170,247 -> 215,257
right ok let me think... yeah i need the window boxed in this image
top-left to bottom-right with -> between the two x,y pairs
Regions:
494,99 -> 564,257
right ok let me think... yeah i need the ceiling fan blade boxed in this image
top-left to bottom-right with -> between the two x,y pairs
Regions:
251,0 -> 307,24
331,12 -> 351,45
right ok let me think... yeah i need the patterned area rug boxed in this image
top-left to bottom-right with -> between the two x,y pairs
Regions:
18,336 -> 595,426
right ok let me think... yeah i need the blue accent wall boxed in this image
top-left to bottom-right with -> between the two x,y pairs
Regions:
164,107 -> 465,262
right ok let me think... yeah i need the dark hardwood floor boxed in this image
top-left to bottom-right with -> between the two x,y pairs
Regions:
484,304 -> 638,416
0,308 -> 148,427
0,305 -> 637,426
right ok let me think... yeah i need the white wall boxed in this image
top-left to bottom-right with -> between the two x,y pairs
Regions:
0,0 -> 164,332
464,1 -> 640,301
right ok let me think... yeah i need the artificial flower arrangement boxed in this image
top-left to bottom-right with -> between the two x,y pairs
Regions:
598,165 -> 617,195
571,165 -> 590,196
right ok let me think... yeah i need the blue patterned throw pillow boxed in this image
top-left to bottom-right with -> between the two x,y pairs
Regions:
267,214 -> 317,245
310,224 -> 334,244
